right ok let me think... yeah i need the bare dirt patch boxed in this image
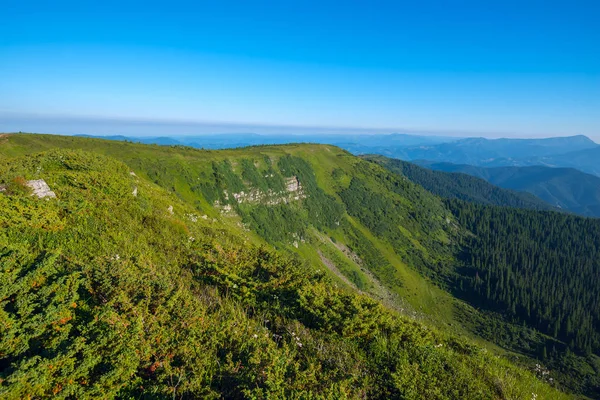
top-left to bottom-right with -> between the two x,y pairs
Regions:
314,232 -> 417,317
317,250 -> 361,291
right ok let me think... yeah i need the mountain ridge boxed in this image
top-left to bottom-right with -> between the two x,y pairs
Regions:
21,131 -> 599,176
363,155 -> 559,212
416,161 -> 600,217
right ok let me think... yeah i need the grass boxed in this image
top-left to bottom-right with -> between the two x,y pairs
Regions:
0,133 -> 580,398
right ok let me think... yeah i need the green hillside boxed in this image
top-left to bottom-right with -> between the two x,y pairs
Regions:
416,161 -> 600,217
0,133 -> 462,324
0,133 -> 590,398
364,155 -> 556,211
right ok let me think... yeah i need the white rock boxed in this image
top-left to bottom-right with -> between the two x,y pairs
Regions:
286,176 -> 300,192
26,179 -> 56,198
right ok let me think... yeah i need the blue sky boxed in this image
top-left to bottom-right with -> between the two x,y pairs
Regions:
1,0 -> 599,138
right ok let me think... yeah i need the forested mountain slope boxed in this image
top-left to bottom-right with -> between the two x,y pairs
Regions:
416,161 -> 600,217
446,201 -> 600,353
368,156 -> 600,361
363,155 -> 556,211
1,133 -> 598,397
371,156 -> 600,397
367,156 -> 600,362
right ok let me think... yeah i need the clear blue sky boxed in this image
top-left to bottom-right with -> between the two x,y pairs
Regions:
1,0 -> 599,138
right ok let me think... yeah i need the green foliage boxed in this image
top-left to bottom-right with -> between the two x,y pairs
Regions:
240,204 -> 307,244
214,160 -> 246,197
2,176 -> 30,196
277,155 -> 344,231
447,200 -> 600,356
343,222 -> 399,287
340,176 -> 454,281
316,240 -> 370,291
0,148 -> 569,399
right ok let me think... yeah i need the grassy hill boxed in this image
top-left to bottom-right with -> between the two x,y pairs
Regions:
0,133 -> 592,398
0,133 -> 461,323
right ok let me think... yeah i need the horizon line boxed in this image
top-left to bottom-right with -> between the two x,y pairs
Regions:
0,111 -> 597,141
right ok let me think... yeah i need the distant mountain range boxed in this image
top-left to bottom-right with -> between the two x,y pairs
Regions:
396,135 -> 597,160
364,155 -> 558,212
379,135 -> 600,176
75,132 -> 458,149
525,146 -> 600,177
416,161 -> 600,217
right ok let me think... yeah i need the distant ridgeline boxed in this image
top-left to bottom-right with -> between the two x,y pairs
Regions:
0,133 -> 597,398
363,155 -> 557,211
412,160 -> 600,218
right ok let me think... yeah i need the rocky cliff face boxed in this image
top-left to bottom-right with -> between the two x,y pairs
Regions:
215,175 -> 306,214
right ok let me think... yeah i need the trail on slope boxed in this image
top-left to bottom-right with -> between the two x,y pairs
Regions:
313,231 -> 417,318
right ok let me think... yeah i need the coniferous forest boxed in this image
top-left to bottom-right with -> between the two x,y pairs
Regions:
448,200 -> 600,356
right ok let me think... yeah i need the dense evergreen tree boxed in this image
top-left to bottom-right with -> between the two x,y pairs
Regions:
447,200 -> 600,356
